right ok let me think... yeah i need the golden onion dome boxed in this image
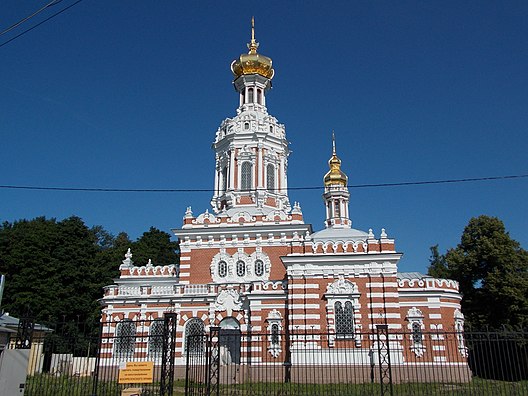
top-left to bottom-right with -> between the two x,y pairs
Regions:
231,17 -> 274,80
324,134 -> 348,187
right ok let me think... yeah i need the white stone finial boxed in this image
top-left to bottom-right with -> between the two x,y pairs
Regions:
368,228 -> 375,239
147,259 -> 153,267
122,248 -> 133,266
185,206 -> 193,218
380,228 -> 387,239
291,201 -> 302,214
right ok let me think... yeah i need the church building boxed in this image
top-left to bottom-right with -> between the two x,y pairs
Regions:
100,21 -> 466,371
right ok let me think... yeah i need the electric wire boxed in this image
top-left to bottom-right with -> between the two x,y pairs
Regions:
0,174 -> 526,193
0,0 -> 61,38
0,0 -> 83,49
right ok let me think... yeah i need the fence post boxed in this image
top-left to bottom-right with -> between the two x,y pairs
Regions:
207,326 -> 220,396
376,324 -> 393,396
160,312 -> 178,396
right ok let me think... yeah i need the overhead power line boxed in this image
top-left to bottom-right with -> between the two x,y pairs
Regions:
0,174 -> 526,194
0,0 -> 83,49
0,0 -> 61,38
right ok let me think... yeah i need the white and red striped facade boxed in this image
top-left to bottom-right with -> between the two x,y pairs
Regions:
99,29 -> 465,369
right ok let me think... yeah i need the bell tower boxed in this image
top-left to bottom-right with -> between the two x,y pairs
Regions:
211,18 -> 291,216
323,134 -> 352,228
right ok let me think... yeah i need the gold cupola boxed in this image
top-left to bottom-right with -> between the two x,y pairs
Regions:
324,133 -> 348,187
231,17 -> 275,80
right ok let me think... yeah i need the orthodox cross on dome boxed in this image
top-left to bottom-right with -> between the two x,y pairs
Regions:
248,16 -> 259,54
332,130 -> 336,155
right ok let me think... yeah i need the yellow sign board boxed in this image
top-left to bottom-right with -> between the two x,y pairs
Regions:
118,361 -> 154,384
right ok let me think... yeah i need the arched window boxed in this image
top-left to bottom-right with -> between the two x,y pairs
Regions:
266,164 -> 275,191
257,89 -> 262,104
148,319 -> 164,359
335,301 -> 354,337
185,318 -> 205,354
248,88 -> 254,103
269,125 -> 273,133
244,122 -> 250,130
221,167 -> 228,192
114,319 -> 136,358
241,162 -> 252,191
334,201 -> 341,217
406,307 -> 426,357
218,260 -> 227,278
254,259 -> 264,277
236,260 -> 246,277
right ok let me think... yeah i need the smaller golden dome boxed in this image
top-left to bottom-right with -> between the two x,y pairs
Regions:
324,133 -> 348,187
231,17 -> 274,80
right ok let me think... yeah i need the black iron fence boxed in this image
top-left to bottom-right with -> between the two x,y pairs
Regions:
185,328 -> 528,396
2,316 -> 180,396
1,320 -> 526,396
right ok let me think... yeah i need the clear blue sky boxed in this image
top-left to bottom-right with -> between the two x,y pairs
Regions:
1,1 -> 527,273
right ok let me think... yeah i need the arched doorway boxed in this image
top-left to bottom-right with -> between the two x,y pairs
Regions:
219,317 -> 241,364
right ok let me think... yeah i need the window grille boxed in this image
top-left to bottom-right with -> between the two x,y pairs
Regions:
412,322 -> 423,344
148,319 -> 164,358
335,301 -> 354,336
185,318 -> 205,354
254,259 -> 264,277
266,164 -> 275,191
271,323 -> 279,345
241,162 -> 252,191
218,260 -> 227,278
114,320 -> 136,358
236,260 -> 246,277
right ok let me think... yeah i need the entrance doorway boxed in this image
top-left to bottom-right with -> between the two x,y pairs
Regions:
219,317 -> 241,364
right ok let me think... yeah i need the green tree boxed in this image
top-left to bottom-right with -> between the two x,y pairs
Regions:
130,227 -> 179,266
0,216 -> 102,323
427,244 -> 449,279
427,216 -> 528,329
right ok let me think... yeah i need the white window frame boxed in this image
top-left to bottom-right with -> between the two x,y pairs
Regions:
454,308 -> 468,357
406,307 -> 426,357
266,309 -> 283,358
325,277 -> 361,347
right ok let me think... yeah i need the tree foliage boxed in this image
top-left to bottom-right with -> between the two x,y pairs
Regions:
130,226 -> 179,266
0,216 -> 179,330
427,215 -> 528,329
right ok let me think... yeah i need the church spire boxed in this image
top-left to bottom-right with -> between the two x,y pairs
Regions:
323,133 -> 351,229
324,132 -> 348,188
248,16 -> 259,54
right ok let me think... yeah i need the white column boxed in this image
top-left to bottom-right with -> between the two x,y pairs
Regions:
279,156 -> 286,194
229,148 -> 235,190
213,162 -> 219,197
257,145 -> 263,188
